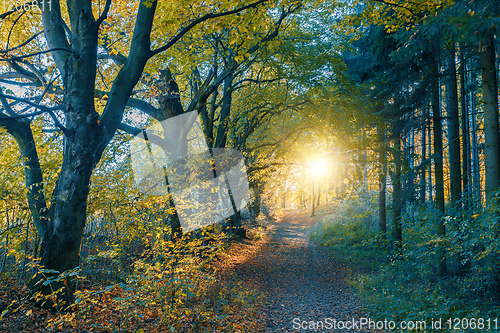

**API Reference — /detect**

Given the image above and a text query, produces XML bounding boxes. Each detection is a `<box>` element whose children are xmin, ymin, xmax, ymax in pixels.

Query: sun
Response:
<box><xmin>309</xmin><ymin>158</ymin><xmax>327</xmax><ymax>177</ymax></box>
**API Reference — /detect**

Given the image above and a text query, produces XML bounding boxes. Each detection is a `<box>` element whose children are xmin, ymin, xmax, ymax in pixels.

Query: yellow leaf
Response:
<box><xmin>26</xmin><ymin>309</ymin><xmax>32</xmax><ymax>316</ymax></box>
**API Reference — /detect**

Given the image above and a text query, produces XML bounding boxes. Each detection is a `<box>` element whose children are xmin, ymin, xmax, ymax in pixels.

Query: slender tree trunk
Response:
<box><xmin>420</xmin><ymin>107</ymin><xmax>427</xmax><ymax>203</ymax></box>
<box><xmin>316</xmin><ymin>183</ymin><xmax>321</xmax><ymax>207</ymax></box>
<box><xmin>480</xmin><ymin>34</ymin><xmax>500</xmax><ymax>197</ymax></box>
<box><xmin>446</xmin><ymin>45</ymin><xmax>462</xmax><ymax>207</ymax></box>
<box><xmin>338</xmin><ymin>159</ymin><xmax>345</xmax><ymax>198</ymax></box>
<box><xmin>19</xmin><ymin>221</ymin><xmax>30</xmax><ymax>282</ymax></box>
<box><xmin>0</xmin><ymin>118</ymin><xmax>49</xmax><ymax>239</ymax></box>
<box><xmin>378</xmin><ymin>122</ymin><xmax>387</xmax><ymax>236</ymax></box>
<box><xmin>311</xmin><ymin>180</ymin><xmax>315</xmax><ymax>217</ymax></box>
<box><xmin>363</xmin><ymin>142</ymin><xmax>368</xmax><ymax>195</ymax></box>
<box><xmin>282</xmin><ymin>175</ymin><xmax>287</xmax><ymax>209</ymax></box>
<box><xmin>446</xmin><ymin>45</ymin><xmax>467</xmax><ymax>275</ymax></box>
<box><xmin>392</xmin><ymin>133</ymin><xmax>403</xmax><ymax>250</ymax></box>
<box><xmin>0</xmin><ymin>205</ymin><xmax>9</xmax><ymax>274</ymax></box>
<box><xmin>428</xmin><ymin>102</ymin><xmax>434</xmax><ymax>202</ymax></box>
<box><xmin>431</xmin><ymin>59</ymin><xmax>447</xmax><ymax>276</ymax></box>
<box><xmin>407</xmin><ymin>123</ymin><xmax>415</xmax><ymax>203</ymax></box>
<box><xmin>459</xmin><ymin>45</ymin><xmax>470</xmax><ymax>208</ymax></box>
<box><xmin>469</xmin><ymin>59</ymin><xmax>481</xmax><ymax>209</ymax></box>
<box><xmin>432</xmin><ymin>68</ymin><xmax>446</xmax><ymax>213</ymax></box>
<box><xmin>251</xmin><ymin>185</ymin><xmax>263</xmax><ymax>218</ymax></box>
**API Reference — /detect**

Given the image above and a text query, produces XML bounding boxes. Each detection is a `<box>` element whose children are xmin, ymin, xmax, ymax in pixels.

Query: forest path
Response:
<box><xmin>223</xmin><ymin>210</ymin><xmax>374</xmax><ymax>332</ymax></box>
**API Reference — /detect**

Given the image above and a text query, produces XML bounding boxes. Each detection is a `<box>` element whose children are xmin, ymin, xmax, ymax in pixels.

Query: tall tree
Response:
<box><xmin>0</xmin><ymin>0</ymin><xmax>299</xmax><ymax>306</ymax></box>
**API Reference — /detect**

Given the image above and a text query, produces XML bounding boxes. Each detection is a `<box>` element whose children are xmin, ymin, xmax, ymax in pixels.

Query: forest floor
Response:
<box><xmin>218</xmin><ymin>209</ymin><xmax>377</xmax><ymax>332</ymax></box>
<box><xmin>0</xmin><ymin>209</ymin><xmax>378</xmax><ymax>332</ymax></box>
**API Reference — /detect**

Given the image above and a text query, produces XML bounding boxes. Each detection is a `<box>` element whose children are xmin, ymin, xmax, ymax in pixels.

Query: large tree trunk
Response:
<box><xmin>29</xmin><ymin>0</ymin><xmax>156</xmax><ymax>308</ymax></box>
<box><xmin>479</xmin><ymin>32</ymin><xmax>500</xmax><ymax>293</ymax></box>
<box><xmin>33</xmin><ymin>6</ymin><xmax>100</xmax><ymax>307</ymax></box>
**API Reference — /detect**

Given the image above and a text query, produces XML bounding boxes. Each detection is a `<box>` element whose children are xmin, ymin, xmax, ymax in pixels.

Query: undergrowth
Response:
<box><xmin>311</xmin><ymin>193</ymin><xmax>500</xmax><ymax>333</ymax></box>
<box><xmin>0</xmin><ymin>226</ymin><xmax>265</xmax><ymax>332</ymax></box>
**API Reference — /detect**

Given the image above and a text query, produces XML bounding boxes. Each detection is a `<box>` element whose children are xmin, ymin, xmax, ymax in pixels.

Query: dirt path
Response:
<box><xmin>226</xmin><ymin>210</ymin><xmax>374</xmax><ymax>332</ymax></box>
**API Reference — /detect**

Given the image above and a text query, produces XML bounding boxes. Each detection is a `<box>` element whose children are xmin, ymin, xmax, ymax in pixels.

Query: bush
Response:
<box><xmin>311</xmin><ymin>193</ymin><xmax>387</xmax><ymax>270</ymax></box>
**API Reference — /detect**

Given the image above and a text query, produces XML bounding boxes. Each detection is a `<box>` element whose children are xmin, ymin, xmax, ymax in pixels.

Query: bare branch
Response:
<box><xmin>0</xmin><ymin>79</ymin><xmax>40</xmax><ymax>86</ymax></box>
<box><xmin>96</xmin><ymin>0</ymin><xmax>112</xmax><ymax>25</ymax></box>
<box><xmin>117</xmin><ymin>122</ymin><xmax>141</xmax><ymax>136</ymax></box>
<box><xmin>95</xmin><ymin>89</ymin><xmax>161</xmax><ymax>119</ymax></box>
<box><xmin>0</xmin><ymin>48</ymin><xmax>73</xmax><ymax>61</ymax></box>
<box><xmin>0</xmin><ymin>223</ymin><xmax>26</xmax><ymax>237</ymax></box>
<box><xmin>5</xmin><ymin>9</ymin><xmax>28</xmax><ymax>53</ymax></box>
<box><xmin>127</xmin><ymin>97</ymin><xmax>161</xmax><ymax>119</ymax></box>
<box><xmin>0</xmin><ymin>92</ymin><xmax>69</xmax><ymax>135</ymax></box>
<box><xmin>5</xmin><ymin>60</ymin><xmax>43</xmax><ymax>86</ymax></box>
<box><xmin>118</xmin><ymin>123</ymin><xmax>165</xmax><ymax>146</ymax></box>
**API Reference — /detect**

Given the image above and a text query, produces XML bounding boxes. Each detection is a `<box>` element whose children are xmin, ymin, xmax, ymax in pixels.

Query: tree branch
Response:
<box><xmin>96</xmin><ymin>0</ymin><xmax>112</xmax><ymax>25</ymax></box>
<box><xmin>0</xmin><ymin>31</ymin><xmax>42</xmax><ymax>53</ymax></box>
<box><xmin>150</xmin><ymin>0</ymin><xmax>269</xmax><ymax>57</ymax></box>
<box><xmin>0</xmin><ymin>48</ymin><xmax>74</xmax><ymax>62</ymax></box>
<box><xmin>371</xmin><ymin>0</ymin><xmax>418</xmax><ymax>16</ymax></box>
<box><xmin>0</xmin><ymin>1</ymin><xmax>36</xmax><ymax>19</ymax></box>
<box><xmin>95</xmin><ymin>89</ymin><xmax>162</xmax><ymax>120</ymax></box>
<box><xmin>39</xmin><ymin>0</ymin><xmax>72</xmax><ymax>81</ymax></box>
<box><xmin>97</xmin><ymin>0</ymin><xmax>158</xmax><ymax>159</ymax></box>
<box><xmin>0</xmin><ymin>92</ymin><xmax>69</xmax><ymax>135</ymax></box>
